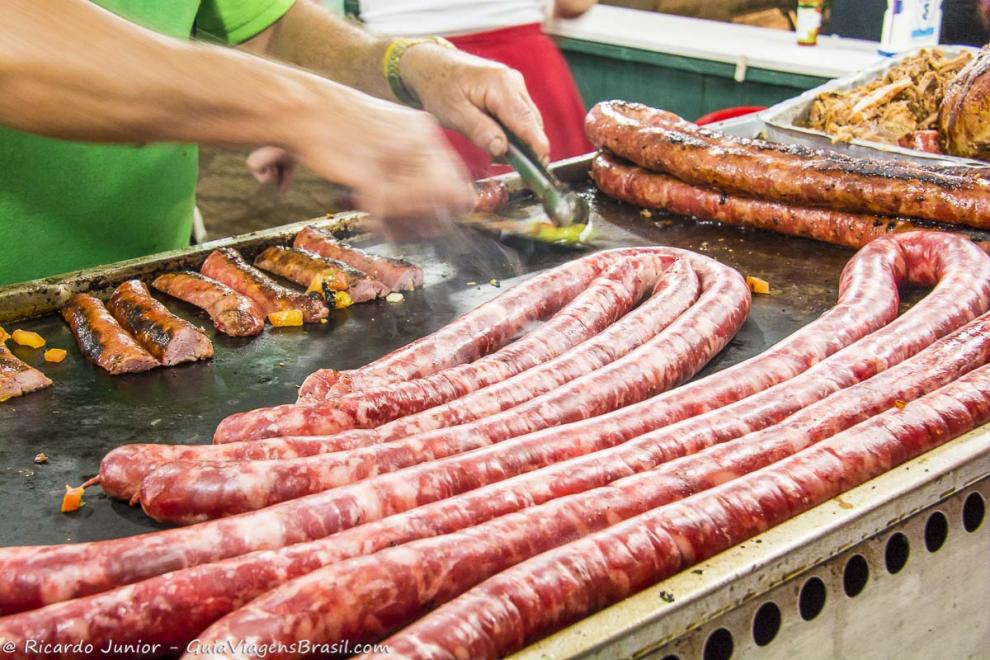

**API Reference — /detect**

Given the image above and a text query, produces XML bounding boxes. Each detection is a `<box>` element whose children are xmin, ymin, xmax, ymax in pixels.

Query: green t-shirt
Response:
<box><xmin>0</xmin><ymin>0</ymin><xmax>295</xmax><ymax>285</ymax></box>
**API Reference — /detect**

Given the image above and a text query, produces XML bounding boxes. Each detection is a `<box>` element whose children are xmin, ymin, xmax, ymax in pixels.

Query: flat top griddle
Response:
<box><xmin>0</xmin><ymin>182</ymin><xmax>878</xmax><ymax>546</ymax></box>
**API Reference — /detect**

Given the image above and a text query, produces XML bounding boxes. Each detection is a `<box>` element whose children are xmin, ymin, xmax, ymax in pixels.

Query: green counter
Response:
<box><xmin>557</xmin><ymin>37</ymin><xmax>829</xmax><ymax>119</ymax></box>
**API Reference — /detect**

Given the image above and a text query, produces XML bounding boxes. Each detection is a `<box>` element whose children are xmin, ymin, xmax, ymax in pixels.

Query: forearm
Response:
<box><xmin>0</xmin><ymin>0</ymin><xmax>339</xmax><ymax>147</ymax></box>
<box><xmin>251</xmin><ymin>1</ymin><xmax>396</xmax><ymax>102</ymax></box>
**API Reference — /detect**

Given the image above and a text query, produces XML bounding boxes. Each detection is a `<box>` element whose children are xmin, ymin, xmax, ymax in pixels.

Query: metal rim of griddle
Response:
<box><xmin>642</xmin><ymin>478</ymin><xmax>989</xmax><ymax>660</ymax></box>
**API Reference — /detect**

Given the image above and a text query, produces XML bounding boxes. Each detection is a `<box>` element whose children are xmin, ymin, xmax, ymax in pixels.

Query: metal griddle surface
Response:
<box><xmin>0</xmin><ymin>186</ymin><xmax>906</xmax><ymax>546</ymax></box>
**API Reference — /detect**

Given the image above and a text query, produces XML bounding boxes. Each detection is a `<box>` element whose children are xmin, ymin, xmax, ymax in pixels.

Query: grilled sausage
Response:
<box><xmin>0</xmin><ymin>343</ymin><xmax>52</xmax><ymax>400</ymax></box>
<box><xmin>200</xmin><ymin>248</ymin><xmax>328</xmax><ymax>324</ymax></box>
<box><xmin>591</xmin><ymin>152</ymin><xmax>915</xmax><ymax>248</ymax></box>
<box><xmin>107</xmin><ymin>280</ymin><xmax>213</xmax><ymax>366</ymax></box>
<box><xmin>61</xmin><ymin>294</ymin><xmax>159</xmax><ymax>375</ymax></box>
<box><xmin>586</xmin><ymin>100</ymin><xmax>990</xmax><ymax>229</ymax></box>
<box><xmin>473</xmin><ymin>179</ymin><xmax>510</xmax><ymax>214</ymax></box>
<box><xmin>294</xmin><ymin>225</ymin><xmax>423</xmax><ymax>292</ymax></box>
<box><xmin>590</xmin><ymin>100</ymin><xmax>990</xmax><ymax>183</ymax></box>
<box><xmin>253</xmin><ymin>246</ymin><xmax>388</xmax><ymax>303</ymax></box>
<box><xmin>151</xmin><ymin>272</ymin><xmax>264</xmax><ymax>337</ymax></box>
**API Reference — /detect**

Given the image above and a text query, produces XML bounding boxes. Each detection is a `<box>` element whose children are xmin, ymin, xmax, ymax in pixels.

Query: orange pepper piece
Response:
<box><xmin>11</xmin><ymin>329</ymin><xmax>45</xmax><ymax>348</ymax></box>
<box><xmin>61</xmin><ymin>484</ymin><xmax>85</xmax><ymax>513</ymax></box>
<box><xmin>307</xmin><ymin>270</ymin><xmax>346</xmax><ymax>298</ymax></box>
<box><xmin>44</xmin><ymin>348</ymin><xmax>68</xmax><ymax>363</ymax></box>
<box><xmin>746</xmin><ymin>276</ymin><xmax>771</xmax><ymax>295</ymax></box>
<box><xmin>306</xmin><ymin>273</ymin><xmax>325</xmax><ymax>297</ymax></box>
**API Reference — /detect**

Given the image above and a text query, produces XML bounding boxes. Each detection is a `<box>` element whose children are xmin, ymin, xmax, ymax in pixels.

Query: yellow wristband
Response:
<box><xmin>383</xmin><ymin>36</ymin><xmax>455</xmax><ymax>108</ymax></box>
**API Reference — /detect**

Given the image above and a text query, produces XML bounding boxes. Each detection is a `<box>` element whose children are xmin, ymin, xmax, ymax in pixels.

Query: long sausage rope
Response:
<box><xmin>189</xmin><ymin>311</ymin><xmax>990</xmax><ymax>657</ymax></box>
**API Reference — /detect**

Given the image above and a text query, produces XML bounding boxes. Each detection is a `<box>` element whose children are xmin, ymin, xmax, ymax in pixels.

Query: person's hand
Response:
<box><xmin>398</xmin><ymin>45</ymin><xmax>550</xmax><ymax>164</ymax></box>
<box><xmin>286</xmin><ymin>82</ymin><xmax>476</xmax><ymax>238</ymax></box>
<box><xmin>246</xmin><ymin>147</ymin><xmax>296</xmax><ymax>192</ymax></box>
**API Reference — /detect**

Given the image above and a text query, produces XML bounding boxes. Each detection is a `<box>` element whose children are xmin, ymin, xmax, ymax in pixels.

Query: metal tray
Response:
<box><xmin>760</xmin><ymin>46</ymin><xmax>984</xmax><ymax>167</ymax></box>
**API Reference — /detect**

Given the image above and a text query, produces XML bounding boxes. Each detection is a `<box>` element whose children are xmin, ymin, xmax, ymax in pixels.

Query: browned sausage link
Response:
<box><xmin>107</xmin><ymin>280</ymin><xmax>214</xmax><ymax>366</ymax></box>
<box><xmin>200</xmin><ymin>248</ymin><xmax>328</xmax><ymax>323</ymax></box>
<box><xmin>592</xmin><ymin>100</ymin><xmax>990</xmax><ymax>183</ymax></box>
<box><xmin>151</xmin><ymin>272</ymin><xmax>264</xmax><ymax>338</ymax></box>
<box><xmin>293</xmin><ymin>226</ymin><xmax>424</xmax><ymax>292</ymax></box>
<box><xmin>591</xmin><ymin>153</ymin><xmax>912</xmax><ymax>249</ymax></box>
<box><xmin>0</xmin><ymin>343</ymin><xmax>51</xmax><ymax>400</ymax></box>
<box><xmin>585</xmin><ymin>101</ymin><xmax>990</xmax><ymax>228</ymax></box>
<box><xmin>60</xmin><ymin>294</ymin><xmax>159</xmax><ymax>375</ymax></box>
<box><xmin>591</xmin><ymin>153</ymin><xmax>990</xmax><ymax>247</ymax></box>
<box><xmin>473</xmin><ymin>180</ymin><xmax>510</xmax><ymax>214</ymax></box>
<box><xmin>253</xmin><ymin>246</ymin><xmax>388</xmax><ymax>303</ymax></box>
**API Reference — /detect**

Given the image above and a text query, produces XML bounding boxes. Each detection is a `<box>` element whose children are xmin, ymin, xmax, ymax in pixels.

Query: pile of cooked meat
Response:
<box><xmin>804</xmin><ymin>47</ymin><xmax>975</xmax><ymax>154</ymax></box>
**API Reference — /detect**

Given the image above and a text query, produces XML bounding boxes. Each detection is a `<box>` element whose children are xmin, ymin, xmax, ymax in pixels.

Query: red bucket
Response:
<box><xmin>695</xmin><ymin>106</ymin><xmax>766</xmax><ymax>126</ymax></box>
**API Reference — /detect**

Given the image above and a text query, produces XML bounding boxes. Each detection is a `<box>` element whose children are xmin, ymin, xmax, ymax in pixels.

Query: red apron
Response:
<box><xmin>445</xmin><ymin>23</ymin><xmax>592</xmax><ymax>179</ymax></box>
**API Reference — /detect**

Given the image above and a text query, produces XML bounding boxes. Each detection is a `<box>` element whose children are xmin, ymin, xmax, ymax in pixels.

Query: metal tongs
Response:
<box><xmin>501</xmin><ymin>125</ymin><xmax>590</xmax><ymax>228</ymax></box>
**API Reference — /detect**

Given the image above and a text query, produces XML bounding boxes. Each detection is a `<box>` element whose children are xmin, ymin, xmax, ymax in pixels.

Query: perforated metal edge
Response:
<box><xmin>635</xmin><ymin>478</ymin><xmax>989</xmax><ymax>660</ymax></box>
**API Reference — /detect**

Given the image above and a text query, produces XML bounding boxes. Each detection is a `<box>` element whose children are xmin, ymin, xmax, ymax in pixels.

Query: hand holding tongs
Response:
<box><xmin>500</xmin><ymin>124</ymin><xmax>590</xmax><ymax>228</ymax></box>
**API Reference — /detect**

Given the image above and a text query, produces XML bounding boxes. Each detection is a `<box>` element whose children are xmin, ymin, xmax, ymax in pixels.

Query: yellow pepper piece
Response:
<box><xmin>11</xmin><ymin>329</ymin><xmax>45</xmax><ymax>348</ymax></box>
<box><xmin>61</xmin><ymin>484</ymin><xmax>85</xmax><ymax>513</ymax></box>
<box><xmin>268</xmin><ymin>310</ymin><xmax>304</xmax><ymax>327</ymax></box>
<box><xmin>306</xmin><ymin>273</ymin><xmax>325</xmax><ymax>296</ymax></box>
<box><xmin>746</xmin><ymin>276</ymin><xmax>771</xmax><ymax>295</ymax></box>
<box><xmin>44</xmin><ymin>348</ymin><xmax>68</xmax><ymax>363</ymax></box>
<box><xmin>332</xmin><ymin>291</ymin><xmax>354</xmax><ymax>309</ymax></box>
<box><xmin>308</xmin><ymin>270</ymin><xmax>346</xmax><ymax>298</ymax></box>
<box><xmin>0</xmin><ymin>326</ymin><xmax>9</xmax><ymax>343</ymax></box>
